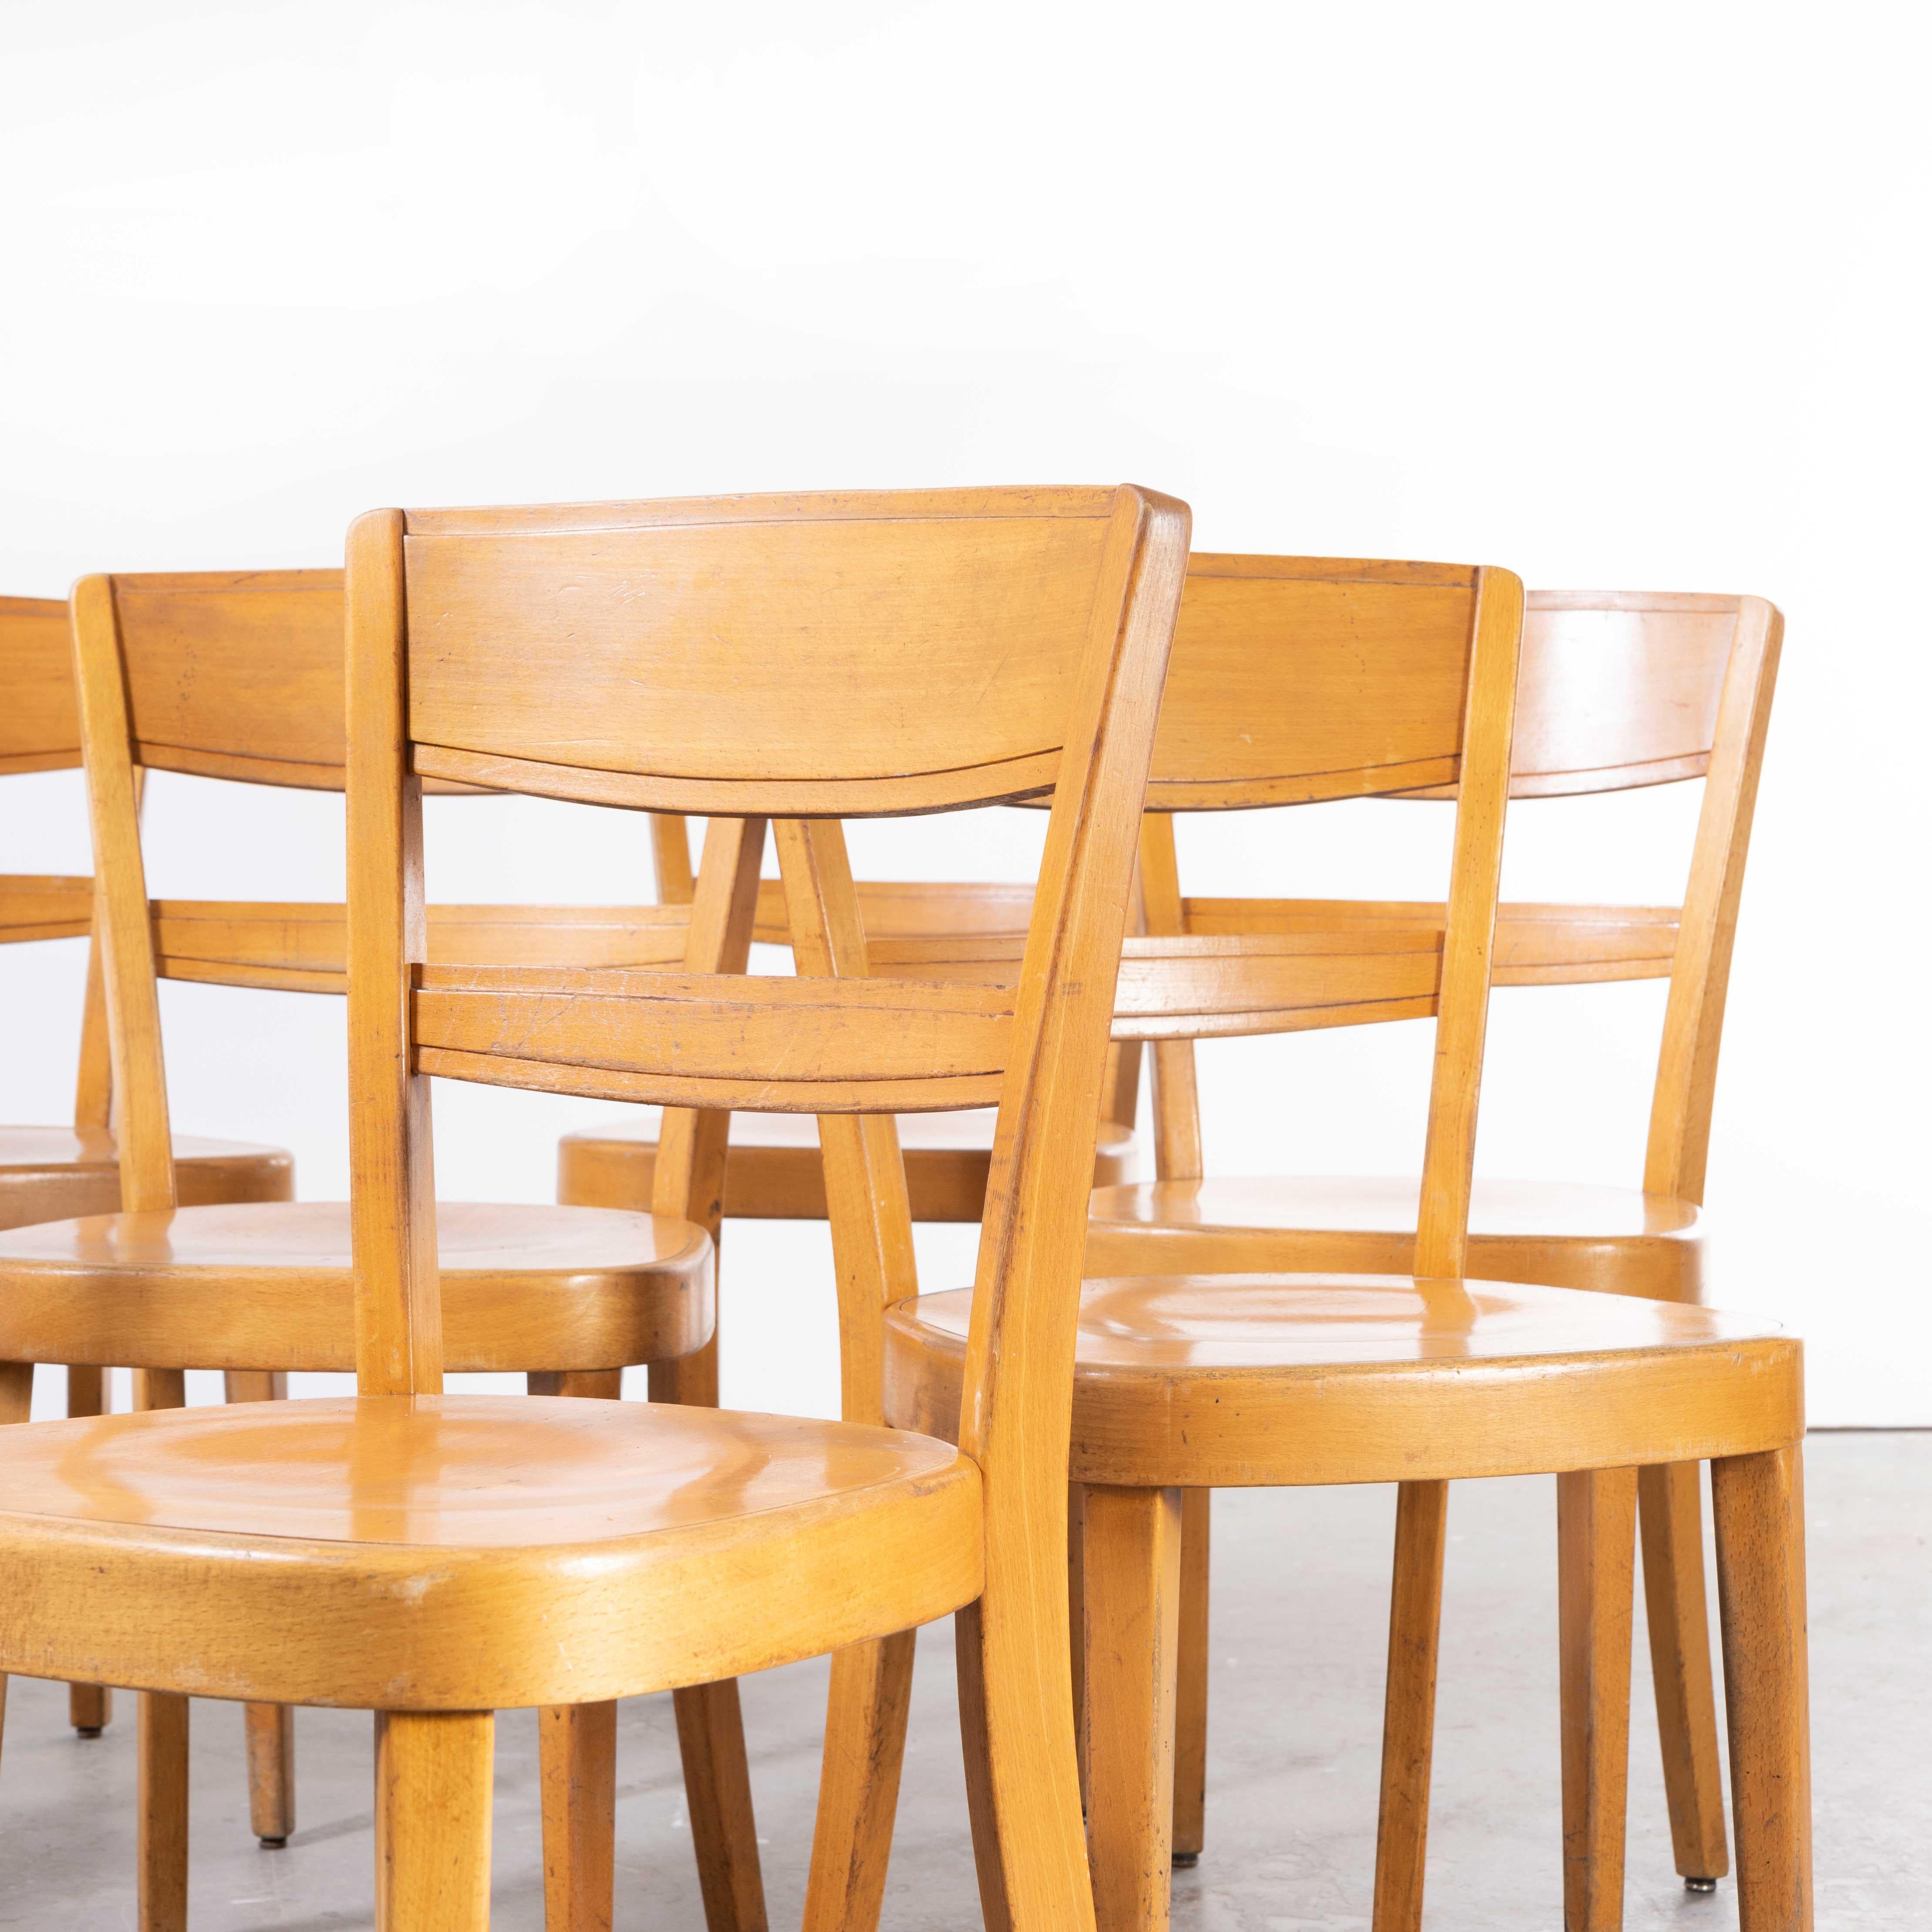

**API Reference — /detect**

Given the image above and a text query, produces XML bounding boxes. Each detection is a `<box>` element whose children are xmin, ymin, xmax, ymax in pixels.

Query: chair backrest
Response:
<box><xmin>1</xmin><ymin>595</ymin><xmax>116</xmax><ymax>1127</ymax></box>
<box><xmin>866</xmin><ymin>556</ymin><xmax>1526</xmax><ymax>1279</ymax></box>
<box><xmin>66</xmin><ymin>569</ymin><xmax>705</xmax><ymax>1213</ymax></box>
<box><xmin>342</xmin><ymin>484</ymin><xmax>1187</xmax><ymax>1582</ymax></box>
<box><xmin>1170</xmin><ymin>585</ymin><xmax>1781</xmax><ymax>1204</ymax></box>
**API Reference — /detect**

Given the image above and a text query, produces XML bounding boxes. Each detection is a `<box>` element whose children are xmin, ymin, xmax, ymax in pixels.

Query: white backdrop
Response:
<box><xmin>3</xmin><ymin>0</ymin><xmax>1926</xmax><ymax>1425</ymax></box>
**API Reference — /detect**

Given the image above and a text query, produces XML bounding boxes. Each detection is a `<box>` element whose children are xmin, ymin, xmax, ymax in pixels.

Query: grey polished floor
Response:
<box><xmin>1</xmin><ymin>1431</ymin><xmax>1924</xmax><ymax>1928</ymax></box>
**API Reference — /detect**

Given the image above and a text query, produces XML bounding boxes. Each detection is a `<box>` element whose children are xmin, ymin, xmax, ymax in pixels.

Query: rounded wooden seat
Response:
<box><xmin>0</xmin><ymin>1201</ymin><xmax>713</xmax><ymax>1373</ymax></box>
<box><xmin>0</xmin><ymin>1394</ymin><xmax>983</xmax><ymax>1709</ymax></box>
<box><xmin>1087</xmin><ymin>1174</ymin><xmax>1704</xmax><ymax>1301</ymax></box>
<box><xmin>884</xmin><ymin>1274</ymin><xmax>1801</xmax><ymax>1488</ymax></box>
<box><xmin>560</xmin><ymin>1107</ymin><xmax>1137</xmax><ymax>1222</ymax></box>
<box><xmin>0</xmin><ymin>1126</ymin><xmax>293</xmax><ymax>1232</ymax></box>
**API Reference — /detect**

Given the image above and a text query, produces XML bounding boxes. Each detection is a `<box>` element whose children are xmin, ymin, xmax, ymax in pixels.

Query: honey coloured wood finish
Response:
<box><xmin>0</xmin><ymin>486</ymin><xmax>1191</xmax><ymax>1932</ymax></box>
<box><xmin>1081</xmin><ymin>583</ymin><xmax>1784</xmax><ymax>1900</ymax></box>
<box><xmin>882</xmin><ymin>559</ymin><xmax>1810</xmax><ymax>1932</ymax></box>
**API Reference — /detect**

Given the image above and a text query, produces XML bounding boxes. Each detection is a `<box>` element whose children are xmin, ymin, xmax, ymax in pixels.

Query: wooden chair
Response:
<box><xmin>881</xmin><ymin>556</ymin><xmax>1809</xmax><ymax>1932</ymax></box>
<box><xmin>1082</xmin><ymin>587</ymin><xmax>1783</xmax><ymax>1893</ymax></box>
<box><xmin>0</xmin><ymin>592</ymin><xmax>293</xmax><ymax>1749</ymax></box>
<box><xmin>557</xmin><ymin>859</ymin><xmax>1142</xmax><ymax>1220</ymax></box>
<box><xmin>0</xmin><ymin>483</ymin><xmax>1191</xmax><ymax>1932</ymax></box>
<box><xmin>0</xmin><ymin>569</ymin><xmax>716</xmax><ymax>1903</ymax></box>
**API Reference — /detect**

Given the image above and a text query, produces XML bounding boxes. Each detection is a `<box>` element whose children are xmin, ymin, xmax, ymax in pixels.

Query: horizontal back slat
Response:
<box><xmin>110</xmin><ymin>571</ymin><xmax>348</xmax><ymax>787</ymax></box>
<box><xmin>411</xmin><ymin>964</ymin><xmax>1015</xmax><ymax>1112</ymax></box>
<box><xmin>753</xmin><ymin>877</ymin><xmax>1036</xmax><ymax>945</ymax></box>
<box><xmin>147</xmin><ymin>901</ymin><xmax>690</xmax><ymax>992</ymax></box>
<box><xmin>0</xmin><ymin>875</ymin><xmax>93</xmax><ymax>943</ymax></box>
<box><xmin>400</xmin><ymin>490</ymin><xmax>1120</xmax><ymax>812</ymax></box>
<box><xmin>1144</xmin><ymin>556</ymin><xmax>1480</xmax><ymax>808</ymax></box>
<box><xmin>0</xmin><ymin>596</ymin><xmax>80</xmax><ymax>773</ymax></box>
<box><xmin>1399</xmin><ymin>591</ymin><xmax>1741</xmax><ymax>799</ymax></box>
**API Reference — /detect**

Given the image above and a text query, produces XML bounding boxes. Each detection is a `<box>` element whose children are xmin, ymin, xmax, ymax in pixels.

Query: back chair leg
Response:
<box><xmin>64</xmin><ymin>1365</ymin><xmax>115</xmax><ymax>1737</ymax></box>
<box><xmin>1079</xmin><ymin>1484</ymin><xmax>1184</xmax><ymax>1932</ymax></box>
<box><xmin>530</xmin><ymin>1370</ymin><xmax>624</xmax><ymax>1932</ymax></box>
<box><xmin>0</xmin><ymin>1362</ymin><xmax>27</xmax><ymax>1766</ymax></box>
<box><xmin>802</xmin><ymin>1630</ymin><xmax>917</xmax><ymax>1932</ymax></box>
<box><xmin>674</xmin><ymin>1679</ymin><xmax>768</xmax><ymax>1932</ymax></box>
<box><xmin>1372</xmin><ymin>1479</ymin><xmax>1449</xmax><ymax>1932</ymax></box>
<box><xmin>375</xmin><ymin>1710</ymin><xmax>494</xmax><ymax>1932</ymax></box>
<box><xmin>957</xmin><ymin>1583</ymin><xmax>1099</xmax><ymax>1932</ymax></box>
<box><xmin>1171</xmin><ymin>1489</ymin><xmax>1210</xmax><ymax>1868</ymax></box>
<box><xmin>540</xmin><ymin>1703</ymin><xmax>616</xmax><ymax>1932</ymax></box>
<box><xmin>1558</xmin><ymin>1467</ymin><xmax>1637</xmax><ymax>1932</ymax></box>
<box><xmin>1711</xmin><ymin>1446</ymin><xmax>1812</xmax><ymax>1932</ymax></box>
<box><xmin>1637</xmin><ymin>1460</ymin><xmax>1729</xmax><ymax>1888</ymax></box>
<box><xmin>227</xmin><ymin>1369</ymin><xmax>298</xmax><ymax>1844</ymax></box>
<box><xmin>138</xmin><ymin>1692</ymin><xmax>190</xmax><ymax>1932</ymax></box>
<box><xmin>134</xmin><ymin>1366</ymin><xmax>190</xmax><ymax>1929</ymax></box>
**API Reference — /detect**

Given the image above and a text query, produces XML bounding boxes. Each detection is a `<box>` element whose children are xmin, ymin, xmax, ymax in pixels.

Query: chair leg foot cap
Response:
<box><xmin>1171</xmin><ymin>1852</ymin><xmax>1200</xmax><ymax>1869</ymax></box>
<box><xmin>74</xmin><ymin>1727</ymin><xmax>103</xmax><ymax>1739</ymax></box>
<box><xmin>259</xmin><ymin>1838</ymin><xmax>288</xmax><ymax>1851</ymax></box>
<box><xmin>1684</xmin><ymin>1877</ymin><xmax>1719</xmax><ymax>1894</ymax></box>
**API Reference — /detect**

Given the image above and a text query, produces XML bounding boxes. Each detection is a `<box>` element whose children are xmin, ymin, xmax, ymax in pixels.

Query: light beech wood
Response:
<box><xmin>1082</xmin><ymin>583</ymin><xmax>1781</xmax><ymax>1894</ymax></box>
<box><xmin>0</xmin><ymin>486</ymin><xmax>1190</xmax><ymax>1932</ymax></box>
<box><xmin>883</xmin><ymin>560</ymin><xmax>1809</xmax><ymax>1931</ymax></box>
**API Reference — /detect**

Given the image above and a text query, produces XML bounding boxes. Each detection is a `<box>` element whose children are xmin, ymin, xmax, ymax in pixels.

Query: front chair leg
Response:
<box><xmin>674</xmin><ymin>1679</ymin><xmax>768</xmax><ymax>1932</ymax></box>
<box><xmin>1372</xmin><ymin>1479</ymin><xmax>1449</xmax><ymax>1932</ymax></box>
<box><xmin>1558</xmin><ymin>1467</ymin><xmax>1637</xmax><ymax>1932</ymax></box>
<box><xmin>1711</xmin><ymin>1446</ymin><xmax>1811</xmax><ymax>1932</ymax></box>
<box><xmin>1080</xmin><ymin>1484</ymin><xmax>1184</xmax><ymax>1932</ymax></box>
<box><xmin>375</xmin><ymin>1710</ymin><xmax>494</xmax><ymax>1931</ymax></box>
<box><xmin>0</xmin><ymin>1362</ymin><xmax>29</xmax><ymax>1768</ymax></box>
<box><xmin>1171</xmin><ymin>1488</ymin><xmax>1211</xmax><ymax>1867</ymax></box>
<box><xmin>139</xmin><ymin>1692</ymin><xmax>190</xmax><ymax>1932</ymax></box>
<box><xmin>1637</xmin><ymin>1460</ymin><xmax>1729</xmax><ymax>1888</ymax></box>
<box><xmin>228</xmin><ymin>1368</ymin><xmax>299</xmax><ymax>1844</ymax></box>
<box><xmin>530</xmin><ymin>1370</ymin><xmax>623</xmax><ymax>1931</ymax></box>
<box><xmin>802</xmin><ymin>1630</ymin><xmax>917</xmax><ymax>1932</ymax></box>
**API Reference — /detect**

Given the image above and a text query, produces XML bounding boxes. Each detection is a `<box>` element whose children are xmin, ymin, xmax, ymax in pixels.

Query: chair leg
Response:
<box><xmin>1171</xmin><ymin>1488</ymin><xmax>1210</xmax><ymax>1867</ymax></box>
<box><xmin>957</xmin><ymin>1576</ymin><xmax>1098</xmax><ymax>1932</ymax></box>
<box><xmin>1711</xmin><ymin>1446</ymin><xmax>1812</xmax><ymax>1932</ymax></box>
<box><xmin>139</xmin><ymin>1692</ymin><xmax>190</xmax><ymax>1932</ymax></box>
<box><xmin>802</xmin><ymin>1630</ymin><xmax>917</xmax><ymax>1932</ymax></box>
<box><xmin>674</xmin><ymin>1679</ymin><xmax>768</xmax><ymax>1932</ymax></box>
<box><xmin>1079</xmin><ymin>1485</ymin><xmax>1183</xmax><ymax>1932</ymax></box>
<box><xmin>531</xmin><ymin>1369</ymin><xmax>622</xmax><ymax>1930</ymax></box>
<box><xmin>1637</xmin><ymin>1461</ymin><xmax>1729</xmax><ymax>1887</ymax></box>
<box><xmin>1558</xmin><ymin>1467</ymin><xmax>1637</xmax><ymax>1932</ymax></box>
<box><xmin>540</xmin><ymin>1702</ymin><xmax>616</xmax><ymax>1932</ymax></box>
<box><xmin>1371</xmin><ymin>1479</ymin><xmax>1449</xmax><ymax>1932</ymax></box>
<box><xmin>226</xmin><ymin>1368</ymin><xmax>299</xmax><ymax>1844</ymax></box>
<box><xmin>375</xmin><ymin>1710</ymin><xmax>494</xmax><ymax>1931</ymax></box>
<box><xmin>60</xmin><ymin>1366</ymin><xmax>115</xmax><ymax>1734</ymax></box>
<box><xmin>0</xmin><ymin>1362</ymin><xmax>27</xmax><ymax>1764</ymax></box>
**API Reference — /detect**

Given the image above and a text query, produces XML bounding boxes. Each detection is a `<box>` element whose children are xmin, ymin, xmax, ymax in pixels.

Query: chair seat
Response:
<box><xmin>884</xmin><ymin>1274</ymin><xmax>1800</xmax><ymax>1489</ymax></box>
<box><xmin>1086</xmin><ymin>1174</ymin><xmax>1704</xmax><ymax>1301</ymax></box>
<box><xmin>0</xmin><ymin>1201</ymin><xmax>713</xmax><ymax>1374</ymax></box>
<box><xmin>0</xmin><ymin>1394</ymin><xmax>983</xmax><ymax>1708</ymax></box>
<box><xmin>560</xmin><ymin>1107</ymin><xmax>1137</xmax><ymax>1222</ymax></box>
<box><xmin>0</xmin><ymin>1125</ymin><xmax>294</xmax><ymax>1232</ymax></box>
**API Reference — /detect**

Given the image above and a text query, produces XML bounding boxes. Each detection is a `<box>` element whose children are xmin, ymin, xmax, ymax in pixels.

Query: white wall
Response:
<box><xmin>3</xmin><ymin>0</ymin><xmax>1926</xmax><ymax>1425</ymax></box>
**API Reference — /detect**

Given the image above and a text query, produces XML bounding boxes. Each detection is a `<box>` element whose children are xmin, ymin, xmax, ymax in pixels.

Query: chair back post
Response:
<box><xmin>1642</xmin><ymin>596</ymin><xmax>1783</xmax><ymax>1204</ymax></box>
<box><xmin>344</xmin><ymin>511</ymin><xmax>443</xmax><ymax>1396</ymax></box>
<box><xmin>1136</xmin><ymin>813</ymin><xmax>1204</xmax><ymax>1183</ymax></box>
<box><xmin>650</xmin><ymin>814</ymin><xmax>697</xmax><ymax>903</ymax></box>
<box><xmin>776</xmin><ymin>816</ymin><xmax>920</xmax><ymax>1425</ymax></box>
<box><xmin>69</xmin><ymin>575</ymin><xmax>178</xmax><ymax>1216</ymax></box>
<box><xmin>1412</xmin><ymin>567</ymin><xmax>1524</xmax><ymax>1280</ymax></box>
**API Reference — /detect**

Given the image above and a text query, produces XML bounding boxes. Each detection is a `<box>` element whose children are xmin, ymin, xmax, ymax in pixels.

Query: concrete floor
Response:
<box><xmin>1</xmin><ymin>1431</ymin><xmax>1923</xmax><ymax>1928</ymax></box>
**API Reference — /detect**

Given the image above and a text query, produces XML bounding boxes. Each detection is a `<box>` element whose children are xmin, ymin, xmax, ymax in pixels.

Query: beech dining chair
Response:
<box><xmin>881</xmin><ymin>556</ymin><xmax>1809</xmax><ymax>1932</ymax></box>
<box><xmin>0</xmin><ymin>568</ymin><xmax>720</xmax><ymax>1916</ymax></box>
<box><xmin>1</xmin><ymin>591</ymin><xmax>293</xmax><ymax>1751</ymax></box>
<box><xmin>0</xmin><ymin>482</ymin><xmax>1190</xmax><ymax>1932</ymax></box>
<box><xmin>1083</xmin><ymin>587</ymin><xmax>1783</xmax><ymax>1895</ymax></box>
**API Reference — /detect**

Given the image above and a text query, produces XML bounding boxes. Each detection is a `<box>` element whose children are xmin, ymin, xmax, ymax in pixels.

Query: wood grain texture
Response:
<box><xmin>375</xmin><ymin>1709</ymin><xmax>493</xmax><ymax>1932</ymax></box>
<box><xmin>0</xmin><ymin>594</ymin><xmax>81</xmax><ymax>771</ymax></box>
